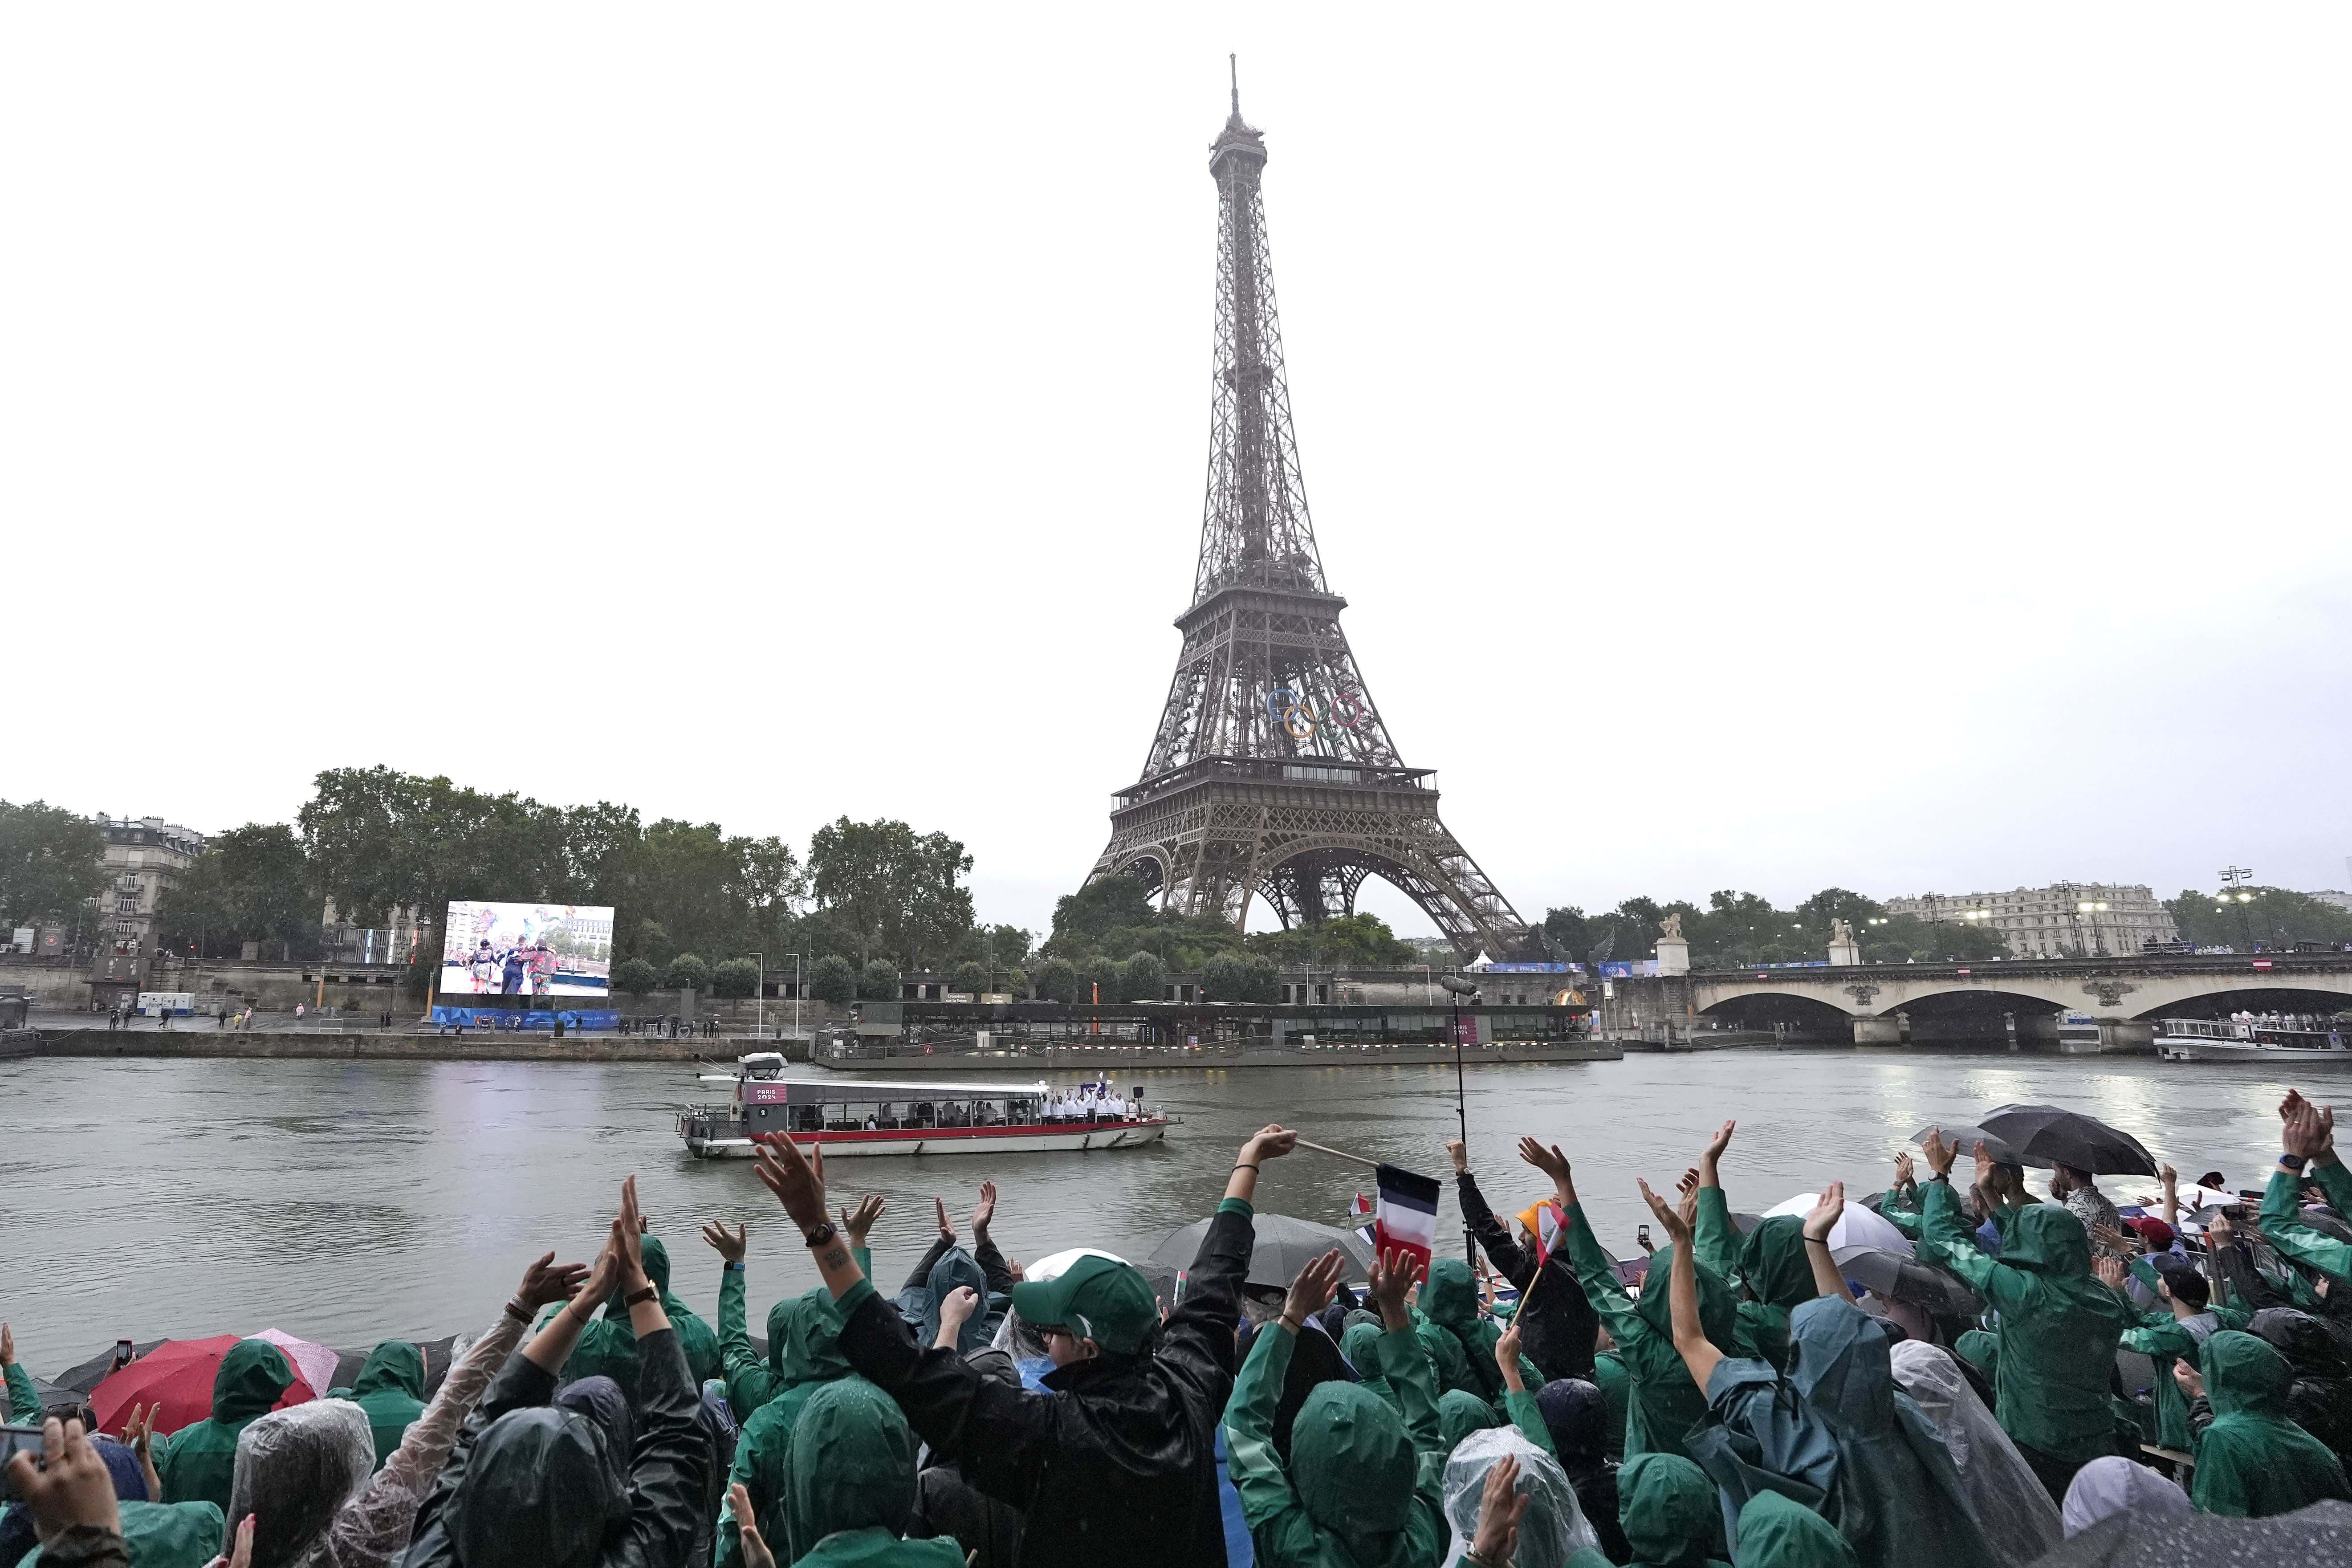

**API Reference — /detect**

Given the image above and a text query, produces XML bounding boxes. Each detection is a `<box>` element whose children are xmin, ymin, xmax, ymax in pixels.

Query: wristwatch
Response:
<box><xmin>802</xmin><ymin>1220</ymin><xmax>840</xmax><ymax>1250</ymax></box>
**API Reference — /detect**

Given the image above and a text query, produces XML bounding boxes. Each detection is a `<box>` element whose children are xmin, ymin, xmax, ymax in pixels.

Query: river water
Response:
<box><xmin>0</xmin><ymin>1050</ymin><xmax>2312</xmax><ymax>1373</ymax></box>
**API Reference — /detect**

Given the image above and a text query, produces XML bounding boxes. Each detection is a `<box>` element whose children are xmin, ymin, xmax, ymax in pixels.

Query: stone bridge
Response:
<box><xmin>1653</xmin><ymin>953</ymin><xmax>2352</xmax><ymax>1050</ymax></box>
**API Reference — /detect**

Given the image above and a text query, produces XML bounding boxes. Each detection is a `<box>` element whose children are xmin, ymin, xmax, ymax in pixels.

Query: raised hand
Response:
<box><xmin>0</xmin><ymin>1322</ymin><xmax>12</xmax><ymax>1366</ymax></box>
<box><xmin>517</xmin><ymin>1249</ymin><xmax>593</xmax><ymax>1308</ymax></box>
<box><xmin>612</xmin><ymin>1177</ymin><xmax>649</xmax><ymax>1289</ymax></box>
<box><xmin>840</xmin><ymin>1195</ymin><xmax>885</xmax><ymax>1249</ymax></box>
<box><xmin>1283</xmin><ymin>1249</ymin><xmax>1347</xmax><ymax>1328</ymax></box>
<box><xmin>1636</xmin><ymin>1177</ymin><xmax>1693</xmax><ymax>1248</ymax></box>
<box><xmin>934</xmin><ymin>1197</ymin><xmax>958</xmax><ymax>1248</ymax></box>
<box><xmin>1922</xmin><ymin>1127</ymin><xmax>1958</xmax><ymax>1178</ymax></box>
<box><xmin>1495</xmin><ymin>1318</ymin><xmax>1528</xmax><ymax>1392</ymax></box>
<box><xmin>936</xmin><ymin>1286</ymin><xmax>981</xmax><ymax>1346</ymax></box>
<box><xmin>753</xmin><ymin>1137</ymin><xmax>829</xmax><ymax>1231</ymax></box>
<box><xmin>1516</xmin><ymin>1137</ymin><xmax>1575</xmax><ymax>1204</ymax></box>
<box><xmin>1803</xmin><ymin>1182</ymin><xmax>1845</xmax><ymax>1245</ymax></box>
<box><xmin>1446</xmin><ymin>1138</ymin><xmax>1469</xmax><ymax>1174</ymax></box>
<box><xmin>4</xmin><ymin>1418</ymin><xmax>121</xmax><ymax>1540</ymax></box>
<box><xmin>729</xmin><ymin>1482</ymin><xmax>778</xmax><ymax>1568</ymax></box>
<box><xmin>1676</xmin><ymin>1167</ymin><xmax>1700</xmax><ymax>1199</ymax></box>
<box><xmin>2159</xmin><ymin>1161</ymin><xmax>2178</xmax><ymax>1188</ymax></box>
<box><xmin>2207</xmin><ymin>1210</ymin><xmax>2237</xmax><ymax>1250</ymax></box>
<box><xmin>1241</xmin><ymin>1124</ymin><xmax>1299</xmax><ymax>1164</ymax></box>
<box><xmin>224</xmin><ymin>1512</ymin><xmax>256</xmax><ymax>1568</ymax></box>
<box><xmin>2093</xmin><ymin>1256</ymin><xmax>2128</xmax><ymax>1292</ymax></box>
<box><xmin>1893</xmin><ymin>1151</ymin><xmax>1916</xmax><ymax>1188</ymax></box>
<box><xmin>700</xmin><ymin>1222</ymin><xmax>748</xmax><ymax>1267</ymax></box>
<box><xmin>1471</xmin><ymin>1453</ymin><xmax>1529</xmax><ymax>1568</ymax></box>
<box><xmin>123</xmin><ymin>1404</ymin><xmax>162</xmax><ymax>1500</ymax></box>
<box><xmin>971</xmin><ymin>1179</ymin><xmax>998</xmax><ymax>1238</ymax></box>
<box><xmin>1702</xmin><ymin>1119</ymin><xmax>1737</xmax><ymax>1165</ymax></box>
<box><xmin>1367</xmin><ymin>1247</ymin><xmax>1423</xmax><ymax>1331</ymax></box>
<box><xmin>2284</xmin><ymin>1096</ymin><xmax>2335</xmax><ymax>1161</ymax></box>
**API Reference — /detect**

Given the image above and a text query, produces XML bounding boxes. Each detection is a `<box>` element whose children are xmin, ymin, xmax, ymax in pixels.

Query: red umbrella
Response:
<box><xmin>90</xmin><ymin>1336</ymin><xmax>316</xmax><ymax>1437</ymax></box>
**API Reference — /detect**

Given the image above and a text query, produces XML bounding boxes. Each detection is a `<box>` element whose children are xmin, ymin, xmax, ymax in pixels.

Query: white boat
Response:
<box><xmin>2156</xmin><ymin>1018</ymin><xmax>2352</xmax><ymax>1063</ymax></box>
<box><xmin>677</xmin><ymin>1061</ymin><xmax>1169</xmax><ymax>1159</ymax></box>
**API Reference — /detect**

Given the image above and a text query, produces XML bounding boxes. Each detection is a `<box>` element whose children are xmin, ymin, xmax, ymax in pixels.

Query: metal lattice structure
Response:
<box><xmin>1084</xmin><ymin>74</ymin><xmax>1538</xmax><ymax>961</ymax></box>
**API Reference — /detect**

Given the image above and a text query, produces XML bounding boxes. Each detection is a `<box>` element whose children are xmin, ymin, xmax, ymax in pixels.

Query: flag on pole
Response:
<box><xmin>1349</xmin><ymin>1193</ymin><xmax>1373</xmax><ymax>1218</ymax></box>
<box><xmin>1373</xmin><ymin>1163</ymin><xmax>1442</xmax><ymax>1275</ymax></box>
<box><xmin>1515</xmin><ymin>1199</ymin><xmax>1568</xmax><ymax>1264</ymax></box>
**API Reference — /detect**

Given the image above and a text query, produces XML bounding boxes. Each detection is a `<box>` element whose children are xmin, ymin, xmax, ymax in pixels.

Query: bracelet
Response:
<box><xmin>504</xmin><ymin>1298</ymin><xmax>533</xmax><ymax>1324</ymax></box>
<box><xmin>1233</xmin><ymin>1162</ymin><xmax>1259</xmax><ymax>1173</ymax></box>
<box><xmin>623</xmin><ymin>1283</ymin><xmax>659</xmax><ymax>1308</ymax></box>
<box><xmin>1278</xmin><ymin>1312</ymin><xmax>1304</xmax><ymax>1332</ymax></box>
<box><xmin>2282</xmin><ymin>1154</ymin><xmax>2310</xmax><ymax>1173</ymax></box>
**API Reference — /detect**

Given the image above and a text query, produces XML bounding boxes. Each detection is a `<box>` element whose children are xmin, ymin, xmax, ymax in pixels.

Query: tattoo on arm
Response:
<box><xmin>820</xmin><ymin>1246</ymin><xmax>850</xmax><ymax>1271</ymax></box>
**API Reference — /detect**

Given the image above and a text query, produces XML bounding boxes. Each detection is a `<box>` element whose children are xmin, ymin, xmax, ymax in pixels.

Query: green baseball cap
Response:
<box><xmin>1009</xmin><ymin>1254</ymin><xmax>1158</xmax><ymax>1355</ymax></box>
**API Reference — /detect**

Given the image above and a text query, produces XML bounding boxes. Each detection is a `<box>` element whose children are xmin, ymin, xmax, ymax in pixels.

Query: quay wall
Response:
<box><xmin>33</xmin><ymin>1029</ymin><xmax>716</xmax><ymax>1063</ymax></box>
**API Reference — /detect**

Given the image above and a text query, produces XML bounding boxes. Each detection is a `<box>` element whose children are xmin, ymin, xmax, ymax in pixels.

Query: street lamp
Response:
<box><xmin>2219</xmin><ymin>866</ymin><xmax>2257</xmax><ymax>952</ymax></box>
<box><xmin>747</xmin><ymin>952</ymin><xmax>764</xmax><ymax>1041</ymax></box>
<box><xmin>2075</xmin><ymin>900</ymin><xmax>2110</xmax><ymax>957</ymax></box>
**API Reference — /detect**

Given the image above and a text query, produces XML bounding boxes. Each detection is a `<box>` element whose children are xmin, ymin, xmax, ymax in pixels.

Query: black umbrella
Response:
<box><xmin>1977</xmin><ymin>1104</ymin><xmax>2157</xmax><ymax>1177</ymax></box>
<box><xmin>2028</xmin><ymin>1498</ymin><xmax>2352</xmax><ymax>1566</ymax></box>
<box><xmin>1912</xmin><ymin>1123</ymin><xmax>2035</xmax><ymax>1168</ymax></box>
<box><xmin>1831</xmin><ymin>1245</ymin><xmax>1983</xmax><ymax>1316</ymax></box>
<box><xmin>1148</xmin><ymin>1212</ymin><xmax>1375</xmax><ymax>1290</ymax></box>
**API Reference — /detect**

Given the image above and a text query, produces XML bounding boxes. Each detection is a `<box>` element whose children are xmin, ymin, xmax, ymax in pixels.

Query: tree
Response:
<box><xmin>1002</xmin><ymin>965</ymin><xmax>1029</xmax><ymax>1000</ymax></box>
<box><xmin>159</xmin><ymin>823</ymin><xmax>315</xmax><ymax>960</ymax></box>
<box><xmin>1240</xmin><ymin>954</ymin><xmax>1282</xmax><ymax>1003</ymax></box>
<box><xmin>1540</xmin><ymin>906</ymin><xmax>1596</xmax><ymax>965</ymax></box>
<box><xmin>1201</xmin><ymin>952</ymin><xmax>1249</xmax><ymax>1001</ymax></box>
<box><xmin>859</xmin><ymin>959</ymin><xmax>902</xmax><ymax>1001</ymax></box>
<box><xmin>809</xmin><ymin>817</ymin><xmax>975</xmax><ymax>969</ymax></box>
<box><xmin>1123</xmin><ymin>950</ymin><xmax>1169</xmax><ymax>1002</ymax></box>
<box><xmin>1248</xmin><ymin>913</ymin><xmax>1416</xmax><ymax>967</ymax></box>
<box><xmin>949</xmin><ymin>961</ymin><xmax>987</xmax><ymax>996</ymax></box>
<box><xmin>808</xmin><ymin>955</ymin><xmax>856</xmax><ymax>1006</ymax></box>
<box><xmin>613</xmin><ymin>957</ymin><xmax>660</xmax><ymax>997</ymax></box>
<box><xmin>2165</xmin><ymin>886</ymin><xmax>2352</xmax><ymax>952</ymax></box>
<box><xmin>710</xmin><ymin>958</ymin><xmax>760</xmax><ymax>998</ymax></box>
<box><xmin>1034</xmin><ymin>956</ymin><xmax>1081</xmax><ymax>1004</ymax></box>
<box><xmin>1049</xmin><ymin>875</ymin><xmax>1158</xmax><ymax>955</ymax></box>
<box><xmin>0</xmin><ymin>800</ymin><xmax>105</xmax><ymax>925</ymax></box>
<box><xmin>665</xmin><ymin>953</ymin><xmax>710</xmax><ymax>991</ymax></box>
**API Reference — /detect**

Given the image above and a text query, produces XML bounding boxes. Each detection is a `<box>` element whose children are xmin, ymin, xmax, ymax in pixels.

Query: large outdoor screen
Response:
<box><xmin>441</xmin><ymin>901</ymin><xmax>613</xmax><ymax>998</ymax></box>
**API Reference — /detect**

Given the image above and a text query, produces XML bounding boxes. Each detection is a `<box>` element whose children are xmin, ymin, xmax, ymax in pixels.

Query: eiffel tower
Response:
<box><xmin>1085</xmin><ymin>69</ymin><xmax>1538</xmax><ymax>961</ymax></box>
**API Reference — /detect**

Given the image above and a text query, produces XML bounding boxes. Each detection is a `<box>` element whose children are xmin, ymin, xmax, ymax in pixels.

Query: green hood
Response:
<box><xmin>786</xmin><ymin>1378</ymin><xmax>918</xmax><ymax>1548</ymax></box>
<box><xmin>1290</xmin><ymin>1381</ymin><xmax>1417</xmax><ymax>1563</ymax></box>
<box><xmin>1620</xmin><ymin>1452</ymin><xmax>1718</xmax><ymax>1568</ymax></box>
<box><xmin>1740</xmin><ymin>1218</ymin><xmax>1815</xmax><ymax>1311</ymax></box>
<box><xmin>2202</xmin><ymin>1330</ymin><xmax>2292</xmax><ymax>1419</ymax></box>
<box><xmin>1438</xmin><ymin>1389</ymin><xmax>1500</xmax><ymax>1450</ymax></box>
<box><xmin>24</xmin><ymin>1500</ymin><xmax>226</xmax><ymax>1568</ymax></box>
<box><xmin>775</xmin><ymin>1287</ymin><xmax>854</xmax><ymax>1385</ymax></box>
<box><xmin>1997</xmin><ymin>1204</ymin><xmax>2091</xmax><ymax>1276</ymax></box>
<box><xmin>1421</xmin><ymin>1258</ymin><xmax>1480</xmax><ymax>1331</ymax></box>
<box><xmin>1734</xmin><ymin>1491</ymin><xmax>1857</xmax><ymax>1568</ymax></box>
<box><xmin>1634</xmin><ymin>1243</ymin><xmax>1739</xmax><ymax>1349</ymax></box>
<box><xmin>606</xmin><ymin>1234</ymin><xmax>676</xmax><ymax>1314</ymax></box>
<box><xmin>1342</xmin><ymin>1321</ymin><xmax>1388</xmax><ymax>1376</ymax></box>
<box><xmin>212</xmin><ymin>1340</ymin><xmax>294</xmax><ymax>1423</ymax></box>
<box><xmin>351</xmin><ymin>1340</ymin><xmax>426</xmax><ymax>1402</ymax></box>
<box><xmin>1343</xmin><ymin>1308</ymin><xmax>1382</xmax><ymax>1336</ymax></box>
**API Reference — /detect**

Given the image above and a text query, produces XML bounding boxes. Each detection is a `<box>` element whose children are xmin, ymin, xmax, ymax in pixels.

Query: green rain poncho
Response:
<box><xmin>717</xmin><ymin>1250</ymin><xmax>867</xmax><ymax>1420</ymax></box>
<box><xmin>22</xmin><ymin>1500</ymin><xmax>225</xmax><ymax>1568</ymax></box>
<box><xmin>1732</xmin><ymin>1492</ymin><xmax>1857</xmax><ymax>1568</ymax></box>
<box><xmin>561</xmin><ymin>1235</ymin><xmax>722</xmax><ymax>1393</ymax></box>
<box><xmin>2258</xmin><ymin>1157</ymin><xmax>2352</xmax><ymax>1286</ymax></box>
<box><xmin>1437</xmin><ymin>1389</ymin><xmax>1501</xmax><ymax>1452</ymax></box>
<box><xmin>716</xmin><ymin>1287</ymin><xmax>857</xmax><ymax>1568</ymax></box>
<box><xmin>1617</xmin><ymin>1453</ymin><xmax>1728</xmax><ymax>1568</ymax></box>
<box><xmin>1343</xmin><ymin>1319</ymin><xmax>1399</xmax><ymax>1414</ymax></box>
<box><xmin>779</xmin><ymin>1378</ymin><xmax>962</xmax><ymax>1567</ymax></box>
<box><xmin>1688</xmin><ymin>1296</ymin><xmax>2000</xmax><ymax>1568</ymax></box>
<box><xmin>2118</xmin><ymin>1304</ymin><xmax>2245</xmax><ymax>1452</ymax></box>
<box><xmin>2188</xmin><ymin>1329</ymin><xmax>2352</xmax><ymax>1517</ymax></box>
<box><xmin>1922</xmin><ymin>1180</ymin><xmax>2133</xmax><ymax>1464</ymax></box>
<box><xmin>1563</xmin><ymin>1202</ymin><xmax>1740</xmax><ymax>1463</ymax></box>
<box><xmin>1952</xmin><ymin>1330</ymin><xmax>1998</xmax><ymax>1387</ymax></box>
<box><xmin>1224</xmin><ymin>1320</ymin><xmax>1450</xmax><ymax>1568</ymax></box>
<box><xmin>1418</xmin><ymin>1258</ymin><xmax>1542</xmax><ymax>1405</ymax></box>
<box><xmin>347</xmin><ymin>1339</ymin><xmax>427</xmax><ymax>1468</ymax></box>
<box><xmin>1693</xmin><ymin>1191</ymin><xmax>1811</xmax><ymax>1371</ymax></box>
<box><xmin>5</xmin><ymin>1360</ymin><xmax>39</xmax><ymax>1422</ymax></box>
<box><xmin>1592</xmin><ymin>1351</ymin><xmax>1631</xmax><ymax>1461</ymax></box>
<box><xmin>156</xmin><ymin>1339</ymin><xmax>294</xmax><ymax>1514</ymax></box>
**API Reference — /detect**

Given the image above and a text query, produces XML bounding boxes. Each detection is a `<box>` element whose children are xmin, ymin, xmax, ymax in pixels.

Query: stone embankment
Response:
<box><xmin>34</xmin><ymin>1028</ymin><xmax>718</xmax><ymax>1063</ymax></box>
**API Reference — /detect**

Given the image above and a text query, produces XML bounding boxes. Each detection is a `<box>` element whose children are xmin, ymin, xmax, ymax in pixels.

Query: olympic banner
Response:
<box><xmin>441</xmin><ymin>901</ymin><xmax>614</xmax><ymax>999</ymax></box>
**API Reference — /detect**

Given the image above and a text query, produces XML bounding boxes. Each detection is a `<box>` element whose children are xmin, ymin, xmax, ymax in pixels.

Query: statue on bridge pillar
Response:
<box><xmin>1656</xmin><ymin>912</ymin><xmax>1690</xmax><ymax>977</ymax></box>
<box><xmin>1828</xmin><ymin>917</ymin><xmax>1862</xmax><ymax>967</ymax></box>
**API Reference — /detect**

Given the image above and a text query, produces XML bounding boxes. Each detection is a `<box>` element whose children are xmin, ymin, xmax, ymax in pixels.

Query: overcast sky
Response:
<box><xmin>8</xmin><ymin>8</ymin><xmax>2348</xmax><ymax>941</ymax></box>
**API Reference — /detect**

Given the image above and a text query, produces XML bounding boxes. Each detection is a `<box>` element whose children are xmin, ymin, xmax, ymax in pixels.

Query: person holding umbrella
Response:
<box><xmin>155</xmin><ymin>1338</ymin><xmax>299</xmax><ymax>1515</ymax></box>
<box><xmin>1919</xmin><ymin>1128</ymin><xmax>2135</xmax><ymax>1503</ymax></box>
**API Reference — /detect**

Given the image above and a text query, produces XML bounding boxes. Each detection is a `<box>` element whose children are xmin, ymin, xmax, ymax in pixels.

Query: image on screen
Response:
<box><xmin>441</xmin><ymin>901</ymin><xmax>614</xmax><ymax>998</ymax></box>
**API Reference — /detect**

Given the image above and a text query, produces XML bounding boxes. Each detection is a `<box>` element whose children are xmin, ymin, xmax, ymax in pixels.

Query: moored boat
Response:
<box><xmin>677</xmin><ymin>1060</ymin><xmax>1169</xmax><ymax>1158</ymax></box>
<box><xmin>2156</xmin><ymin>1018</ymin><xmax>2352</xmax><ymax>1063</ymax></box>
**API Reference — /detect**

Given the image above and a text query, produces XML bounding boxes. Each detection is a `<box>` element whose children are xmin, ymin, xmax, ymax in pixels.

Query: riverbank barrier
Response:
<box><xmin>32</xmin><ymin>1027</ymin><xmax>712</xmax><ymax>1063</ymax></box>
<box><xmin>816</xmin><ymin>1039</ymin><xmax>1627</xmax><ymax>1072</ymax></box>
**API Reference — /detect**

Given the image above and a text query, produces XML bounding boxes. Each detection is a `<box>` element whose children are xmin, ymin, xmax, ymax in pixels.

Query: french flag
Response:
<box><xmin>1373</xmin><ymin>1163</ymin><xmax>1443</xmax><ymax>1275</ymax></box>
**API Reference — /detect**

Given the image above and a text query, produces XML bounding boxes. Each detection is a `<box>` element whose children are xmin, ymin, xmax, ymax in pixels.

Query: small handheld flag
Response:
<box><xmin>1373</xmin><ymin>1163</ymin><xmax>1443</xmax><ymax>1275</ymax></box>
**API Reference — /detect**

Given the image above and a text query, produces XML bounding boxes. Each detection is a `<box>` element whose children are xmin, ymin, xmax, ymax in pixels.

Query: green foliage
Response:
<box><xmin>612</xmin><ymin>957</ymin><xmax>660</xmax><ymax>997</ymax></box>
<box><xmin>1246</xmin><ymin>913</ymin><xmax>1416</xmax><ymax>967</ymax></box>
<box><xmin>859</xmin><ymin>959</ymin><xmax>902</xmax><ymax>1000</ymax></box>
<box><xmin>0</xmin><ymin>800</ymin><xmax>107</xmax><ymax>924</ymax></box>
<box><xmin>1241</xmin><ymin>954</ymin><xmax>1282</xmax><ymax>1002</ymax></box>
<box><xmin>1548</xmin><ymin>888</ymin><xmax>2010</xmax><ymax>969</ymax></box>
<box><xmin>2165</xmin><ymin>887</ymin><xmax>2352</xmax><ymax>952</ymax></box>
<box><xmin>1200</xmin><ymin>951</ymin><xmax>1249</xmax><ymax>1001</ymax></box>
<box><xmin>158</xmin><ymin>823</ymin><xmax>315</xmax><ymax>959</ymax></box>
<box><xmin>664</xmin><ymin>952</ymin><xmax>711</xmax><ymax>991</ymax></box>
<box><xmin>808</xmin><ymin>954</ymin><xmax>856</xmax><ymax>1005</ymax></box>
<box><xmin>1123</xmin><ymin>949</ymin><xmax>1169</xmax><ymax>1002</ymax></box>
<box><xmin>1034</xmin><ymin>956</ymin><xmax>1080</xmax><ymax>1003</ymax></box>
<box><xmin>949</xmin><ymin>961</ymin><xmax>987</xmax><ymax>996</ymax></box>
<box><xmin>1002</xmin><ymin>965</ymin><xmax>1028</xmax><ymax>1000</ymax></box>
<box><xmin>1540</xmin><ymin>906</ymin><xmax>1596</xmax><ymax>965</ymax></box>
<box><xmin>810</xmin><ymin>817</ymin><xmax>974</xmax><ymax>970</ymax></box>
<box><xmin>403</xmin><ymin>948</ymin><xmax>436</xmax><ymax>1002</ymax></box>
<box><xmin>710</xmin><ymin>957</ymin><xmax>761</xmax><ymax>998</ymax></box>
<box><xmin>1050</xmin><ymin>876</ymin><xmax>1158</xmax><ymax>951</ymax></box>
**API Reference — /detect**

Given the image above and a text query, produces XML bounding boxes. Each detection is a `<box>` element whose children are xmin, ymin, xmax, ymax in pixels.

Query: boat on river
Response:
<box><xmin>676</xmin><ymin>1056</ymin><xmax>1169</xmax><ymax>1158</ymax></box>
<box><xmin>2156</xmin><ymin>1018</ymin><xmax>2352</xmax><ymax>1063</ymax></box>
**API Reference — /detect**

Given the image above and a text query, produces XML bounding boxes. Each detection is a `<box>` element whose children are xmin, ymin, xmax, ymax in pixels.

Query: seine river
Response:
<box><xmin>1</xmin><ymin>1051</ymin><xmax>2311</xmax><ymax>1370</ymax></box>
